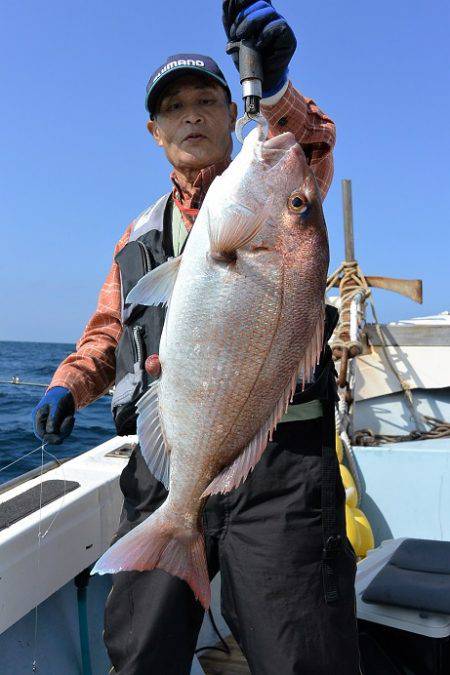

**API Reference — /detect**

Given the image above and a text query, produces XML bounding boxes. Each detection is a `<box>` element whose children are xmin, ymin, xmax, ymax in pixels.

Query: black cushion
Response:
<box><xmin>362</xmin><ymin>538</ymin><xmax>450</xmax><ymax>615</ymax></box>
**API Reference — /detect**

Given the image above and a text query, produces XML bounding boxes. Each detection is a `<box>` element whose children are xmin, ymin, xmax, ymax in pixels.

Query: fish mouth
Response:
<box><xmin>263</xmin><ymin>132</ymin><xmax>297</xmax><ymax>151</ymax></box>
<box><xmin>257</xmin><ymin>131</ymin><xmax>298</xmax><ymax>167</ymax></box>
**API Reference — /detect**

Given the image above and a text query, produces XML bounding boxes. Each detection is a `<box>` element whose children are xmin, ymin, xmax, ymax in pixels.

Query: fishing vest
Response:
<box><xmin>112</xmin><ymin>193</ymin><xmax>172</xmax><ymax>435</ymax></box>
<box><xmin>111</xmin><ymin>193</ymin><xmax>339</xmax><ymax>436</ymax></box>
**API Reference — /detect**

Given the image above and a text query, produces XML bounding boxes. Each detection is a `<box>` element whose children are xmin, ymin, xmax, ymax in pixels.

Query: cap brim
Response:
<box><xmin>145</xmin><ymin>67</ymin><xmax>230</xmax><ymax>115</ymax></box>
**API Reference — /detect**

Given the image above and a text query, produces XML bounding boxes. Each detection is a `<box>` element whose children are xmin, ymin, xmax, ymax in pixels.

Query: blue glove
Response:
<box><xmin>223</xmin><ymin>0</ymin><xmax>297</xmax><ymax>97</ymax></box>
<box><xmin>32</xmin><ymin>386</ymin><xmax>75</xmax><ymax>445</ymax></box>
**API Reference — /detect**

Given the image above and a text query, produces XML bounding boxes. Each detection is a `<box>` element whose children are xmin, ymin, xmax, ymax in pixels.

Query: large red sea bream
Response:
<box><xmin>92</xmin><ymin>127</ymin><xmax>330</xmax><ymax>609</ymax></box>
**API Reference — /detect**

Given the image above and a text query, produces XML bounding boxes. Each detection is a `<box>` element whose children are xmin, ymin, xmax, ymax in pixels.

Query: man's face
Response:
<box><xmin>147</xmin><ymin>74</ymin><xmax>237</xmax><ymax>171</ymax></box>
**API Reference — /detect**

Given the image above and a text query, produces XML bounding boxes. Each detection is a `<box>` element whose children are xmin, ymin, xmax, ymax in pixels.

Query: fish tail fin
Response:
<box><xmin>91</xmin><ymin>507</ymin><xmax>211</xmax><ymax>609</ymax></box>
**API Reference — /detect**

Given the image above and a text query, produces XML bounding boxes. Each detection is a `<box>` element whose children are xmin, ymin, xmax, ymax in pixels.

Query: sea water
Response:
<box><xmin>0</xmin><ymin>340</ymin><xmax>115</xmax><ymax>484</ymax></box>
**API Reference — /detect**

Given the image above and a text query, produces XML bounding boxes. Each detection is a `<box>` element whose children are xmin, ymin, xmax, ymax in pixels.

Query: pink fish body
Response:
<box><xmin>92</xmin><ymin>128</ymin><xmax>329</xmax><ymax>609</ymax></box>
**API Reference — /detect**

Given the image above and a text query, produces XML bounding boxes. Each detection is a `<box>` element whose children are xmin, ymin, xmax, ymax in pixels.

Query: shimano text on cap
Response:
<box><xmin>145</xmin><ymin>53</ymin><xmax>231</xmax><ymax>115</ymax></box>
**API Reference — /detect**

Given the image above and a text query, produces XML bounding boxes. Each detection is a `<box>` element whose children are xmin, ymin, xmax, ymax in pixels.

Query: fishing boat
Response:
<box><xmin>1</xmin><ymin>181</ymin><xmax>449</xmax><ymax>674</ymax></box>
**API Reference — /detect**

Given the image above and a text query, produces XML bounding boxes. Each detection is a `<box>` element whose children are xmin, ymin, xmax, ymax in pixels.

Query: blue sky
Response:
<box><xmin>1</xmin><ymin>0</ymin><xmax>449</xmax><ymax>342</ymax></box>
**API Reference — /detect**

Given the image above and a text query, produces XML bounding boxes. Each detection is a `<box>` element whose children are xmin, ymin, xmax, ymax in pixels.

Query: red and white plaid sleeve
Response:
<box><xmin>261</xmin><ymin>81</ymin><xmax>336</xmax><ymax>200</ymax></box>
<box><xmin>49</xmin><ymin>225</ymin><xmax>132</xmax><ymax>410</ymax></box>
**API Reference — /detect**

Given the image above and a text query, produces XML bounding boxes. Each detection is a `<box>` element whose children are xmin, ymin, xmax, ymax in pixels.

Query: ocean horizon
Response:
<box><xmin>0</xmin><ymin>340</ymin><xmax>116</xmax><ymax>484</ymax></box>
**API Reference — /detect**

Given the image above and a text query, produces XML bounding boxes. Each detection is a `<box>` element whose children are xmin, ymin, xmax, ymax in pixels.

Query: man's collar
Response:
<box><xmin>170</xmin><ymin>157</ymin><xmax>231</xmax><ymax>210</ymax></box>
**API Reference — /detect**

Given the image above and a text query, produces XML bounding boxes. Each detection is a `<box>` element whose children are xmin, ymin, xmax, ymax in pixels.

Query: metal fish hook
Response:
<box><xmin>227</xmin><ymin>39</ymin><xmax>268</xmax><ymax>145</ymax></box>
<box><xmin>235</xmin><ymin>111</ymin><xmax>269</xmax><ymax>144</ymax></box>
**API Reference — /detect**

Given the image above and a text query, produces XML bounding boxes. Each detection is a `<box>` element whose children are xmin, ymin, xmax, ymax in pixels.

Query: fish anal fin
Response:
<box><xmin>91</xmin><ymin>508</ymin><xmax>211</xmax><ymax>609</ymax></box>
<box><xmin>136</xmin><ymin>381</ymin><xmax>170</xmax><ymax>489</ymax></box>
<box><xmin>201</xmin><ymin>374</ymin><xmax>298</xmax><ymax>498</ymax></box>
<box><xmin>126</xmin><ymin>255</ymin><xmax>182</xmax><ymax>307</ymax></box>
<box><xmin>298</xmin><ymin>309</ymin><xmax>325</xmax><ymax>387</ymax></box>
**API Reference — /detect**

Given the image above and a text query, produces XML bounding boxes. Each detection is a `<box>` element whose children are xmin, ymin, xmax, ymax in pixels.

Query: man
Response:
<box><xmin>33</xmin><ymin>2</ymin><xmax>360</xmax><ymax>673</ymax></box>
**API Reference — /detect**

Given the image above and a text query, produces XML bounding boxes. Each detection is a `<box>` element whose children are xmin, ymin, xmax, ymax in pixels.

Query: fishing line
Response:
<box><xmin>0</xmin><ymin>443</ymin><xmax>68</xmax><ymax>540</ymax></box>
<box><xmin>31</xmin><ymin>443</ymin><xmax>69</xmax><ymax>671</ymax></box>
<box><xmin>39</xmin><ymin>447</ymin><xmax>67</xmax><ymax>540</ymax></box>
<box><xmin>32</xmin><ymin>442</ymin><xmax>45</xmax><ymax>673</ymax></box>
<box><xmin>31</xmin><ymin>442</ymin><xmax>68</xmax><ymax>672</ymax></box>
<box><xmin>0</xmin><ymin>440</ymin><xmax>68</xmax><ymax>671</ymax></box>
<box><xmin>0</xmin><ymin>444</ymin><xmax>45</xmax><ymax>475</ymax></box>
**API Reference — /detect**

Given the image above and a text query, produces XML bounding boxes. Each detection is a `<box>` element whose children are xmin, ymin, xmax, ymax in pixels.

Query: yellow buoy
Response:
<box><xmin>340</xmin><ymin>464</ymin><xmax>357</xmax><ymax>493</ymax></box>
<box><xmin>353</xmin><ymin>507</ymin><xmax>375</xmax><ymax>555</ymax></box>
<box><xmin>345</xmin><ymin>505</ymin><xmax>361</xmax><ymax>554</ymax></box>
<box><xmin>336</xmin><ymin>437</ymin><xmax>374</xmax><ymax>559</ymax></box>
<box><xmin>335</xmin><ymin>433</ymin><xmax>344</xmax><ymax>463</ymax></box>
<box><xmin>345</xmin><ymin>486</ymin><xmax>358</xmax><ymax>509</ymax></box>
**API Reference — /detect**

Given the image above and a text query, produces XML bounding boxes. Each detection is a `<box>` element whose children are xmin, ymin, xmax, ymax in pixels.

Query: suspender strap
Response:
<box><xmin>321</xmin><ymin>398</ymin><xmax>343</xmax><ymax>604</ymax></box>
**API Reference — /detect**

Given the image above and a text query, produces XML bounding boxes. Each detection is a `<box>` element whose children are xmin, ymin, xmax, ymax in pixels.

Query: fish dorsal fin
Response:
<box><xmin>207</xmin><ymin>203</ymin><xmax>265</xmax><ymax>260</ymax></box>
<box><xmin>201</xmin><ymin>310</ymin><xmax>324</xmax><ymax>497</ymax></box>
<box><xmin>136</xmin><ymin>381</ymin><xmax>170</xmax><ymax>489</ymax></box>
<box><xmin>126</xmin><ymin>256</ymin><xmax>182</xmax><ymax>307</ymax></box>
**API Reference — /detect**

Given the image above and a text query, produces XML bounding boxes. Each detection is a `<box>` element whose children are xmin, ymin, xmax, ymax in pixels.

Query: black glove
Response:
<box><xmin>32</xmin><ymin>386</ymin><xmax>75</xmax><ymax>445</ymax></box>
<box><xmin>223</xmin><ymin>0</ymin><xmax>297</xmax><ymax>97</ymax></box>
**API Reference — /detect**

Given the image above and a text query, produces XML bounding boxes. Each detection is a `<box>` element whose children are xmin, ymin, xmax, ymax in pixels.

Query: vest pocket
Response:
<box><xmin>112</xmin><ymin>324</ymin><xmax>147</xmax><ymax>435</ymax></box>
<box><xmin>112</xmin><ymin>307</ymin><xmax>165</xmax><ymax>435</ymax></box>
<box><xmin>115</xmin><ymin>241</ymin><xmax>152</xmax><ymax>299</ymax></box>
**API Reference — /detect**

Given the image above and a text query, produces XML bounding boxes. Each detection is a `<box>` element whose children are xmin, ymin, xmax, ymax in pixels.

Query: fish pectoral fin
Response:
<box><xmin>207</xmin><ymin>206</ymin><xmax>265</xmax><ymax>260</ymax></box>
<box><xmin>136</xmin><ymin>381</ymin><xmax>170</xmax><ymax>489</ymax></box>
<box><xmin>126</xmin><ymin>255</ymin><xmax>182</xmax><ymax>307</ymax></box>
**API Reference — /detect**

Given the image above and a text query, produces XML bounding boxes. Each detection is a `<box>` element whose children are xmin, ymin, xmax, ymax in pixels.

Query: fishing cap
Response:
<box><xmin>145</xmin><ymin>53</ymin><xmax>231</xmax><ymax>116</ymax></box>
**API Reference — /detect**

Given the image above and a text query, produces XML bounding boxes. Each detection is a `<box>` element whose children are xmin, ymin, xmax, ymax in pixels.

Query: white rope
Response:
<box><xmin>326</xmin><ymin>261</ymin><xmax>370</xmax><ymax>354</ymax></box>
<box><xmin>335</xmin><ymin>392</ymin><xmax>363</xmax><ymax>502</ymax></box>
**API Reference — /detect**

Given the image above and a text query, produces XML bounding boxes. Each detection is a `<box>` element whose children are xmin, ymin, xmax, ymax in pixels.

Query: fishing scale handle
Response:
<box><xmin>226</xmin><ymin>39</ymin><xmax>263</xmax><ymax>116</ymax></box>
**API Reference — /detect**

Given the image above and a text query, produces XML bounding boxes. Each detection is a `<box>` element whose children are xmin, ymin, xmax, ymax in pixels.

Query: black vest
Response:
<box><xmin>112</xmin><ymin>193</ymin><xmax>338</xmax><ymax>436</ymax></box>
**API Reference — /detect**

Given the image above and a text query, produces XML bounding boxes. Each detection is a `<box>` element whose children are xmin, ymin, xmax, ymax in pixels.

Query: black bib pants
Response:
<box><xmin>104</xmin><ymin>411</ymin><xmax>360</xmax><ymax>675</ymax></box>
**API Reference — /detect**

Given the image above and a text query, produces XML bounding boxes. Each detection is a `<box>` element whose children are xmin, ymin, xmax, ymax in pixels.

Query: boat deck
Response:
<box><xmin>198</xmin><ymin>635</ymin><xmax>250</xmax><ymax>674</ymax></box>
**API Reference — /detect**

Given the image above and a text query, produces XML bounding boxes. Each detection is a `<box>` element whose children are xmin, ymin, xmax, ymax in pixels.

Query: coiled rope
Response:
<box><xmin>354</xmin><ymin>416</ymin><xmax>450</xmax><ymax>446</ymax></box>
<box><xmin>326</xmin><ymin>261</ymin><xmax>370</xmax><ymax>358</ymax></box>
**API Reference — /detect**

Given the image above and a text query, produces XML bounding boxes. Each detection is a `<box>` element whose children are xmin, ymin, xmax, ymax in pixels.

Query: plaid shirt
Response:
<box><xmin>50</xmin><ymin>82</ymin><xmax>336</xmax><ymax>409</ymax></box>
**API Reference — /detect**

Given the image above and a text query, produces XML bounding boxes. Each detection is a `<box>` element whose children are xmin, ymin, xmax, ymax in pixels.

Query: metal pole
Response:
<box><xmin>341</xmin><ymin>179</ymin><xmax>355</xmax><ymax>262</ymax></box>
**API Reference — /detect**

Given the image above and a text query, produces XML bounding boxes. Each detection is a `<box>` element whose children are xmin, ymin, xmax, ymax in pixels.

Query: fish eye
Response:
<box><xmin>288</xmin><ymin>192</ymin><xmax>308</xmax><ymax>215</ymax></box>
